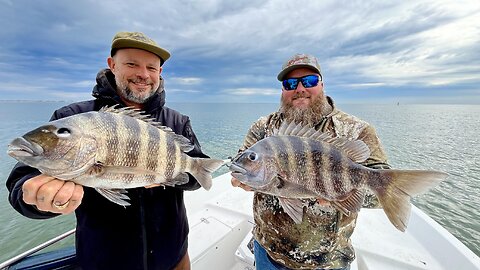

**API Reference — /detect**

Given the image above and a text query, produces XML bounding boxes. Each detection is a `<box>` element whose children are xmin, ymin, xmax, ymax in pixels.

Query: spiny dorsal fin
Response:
<box><xmin>100</xmin><ymin>105</ymin><xmax>167</xmax><ymax>128</ymax></box>
<box><xmin>100</xmin><ymin>105</ymin><xmax>194</xmax><ymax>153</ymax></box>
<box><xmin>274</xmin><ymin>121</ymin><xmax>333</xmax><ymax>141</ymax></box>
<box><xmin>274</xmin><ymin>121</ymin><xmax>370</xmax><ymax>163</ymax></box>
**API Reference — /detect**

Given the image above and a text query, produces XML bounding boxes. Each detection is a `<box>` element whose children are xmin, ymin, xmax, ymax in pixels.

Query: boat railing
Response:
<box><xmin>0</xmin><ymin>229</ymin><xmax>76</xmax><ymax>270</ymax></box>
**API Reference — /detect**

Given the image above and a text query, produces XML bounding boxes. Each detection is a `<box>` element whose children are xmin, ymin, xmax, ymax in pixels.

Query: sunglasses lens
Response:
<box><xmin>282</xmin><ymin>79</ymin><xmax>299</xmax><ymax>91</ymax></box>
<box><xmin>282</xmin><ymin>75</ymin><xmax>320</xmax><ymax>91</ymax></box>
<box><xmin>301</xmin><ymin>75</ymin><xmax>319</xmax><ymax>88</ymax></box>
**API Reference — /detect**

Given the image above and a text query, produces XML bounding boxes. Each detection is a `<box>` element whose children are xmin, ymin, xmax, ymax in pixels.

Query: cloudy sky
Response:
<box><xmin>1</xmin><ymin>0</ymin><xmax>479</xmax><ymax>104</ymax></box>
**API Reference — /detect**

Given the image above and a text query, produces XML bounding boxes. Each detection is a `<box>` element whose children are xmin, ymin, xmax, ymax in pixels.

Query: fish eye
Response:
<box><xmin>56</xmin><ymin>128</ymin><xmax>71</xmax><ymax>137</ymax></box>
<box><xmin>248</xmin><ymin>152</ymin><xmax>258</xmax><ymax>161</ymax></box>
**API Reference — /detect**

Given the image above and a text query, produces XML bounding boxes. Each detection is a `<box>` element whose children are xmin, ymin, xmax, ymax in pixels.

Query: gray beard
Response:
<box><xmin>115</xmin><ymin>78</ymin><xmax>156</xmax><ymax>104</ymax></box>
<box><xmin>279</xmin><ymin>94</ymin><xmax>332</xmax><ymax>126</ymax></box>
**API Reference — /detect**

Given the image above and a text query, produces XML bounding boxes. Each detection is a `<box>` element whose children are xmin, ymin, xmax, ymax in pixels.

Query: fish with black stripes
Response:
<box><xmin>229</xmin><ymin>121</ymin><xmax>448</xmax><ymax>231</ymax></box>
<box><xmin>7</xmin><ymin>106</ymin><xmax>225</xmax><ymax>206</ymax></box>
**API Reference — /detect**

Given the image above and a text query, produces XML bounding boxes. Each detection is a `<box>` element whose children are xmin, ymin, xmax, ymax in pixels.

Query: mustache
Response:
<box><xmin>129</xmin><ymin>78</ymin><xmax>152</xmax><ymax>85</ymax></box>
<box><xmin>292</xmin><ymin>92</ymin><xmax>310</xmax><ymax>100</ymax></box>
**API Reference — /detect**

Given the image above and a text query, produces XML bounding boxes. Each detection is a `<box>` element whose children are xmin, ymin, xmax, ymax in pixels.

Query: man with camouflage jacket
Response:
<box><xmin>231</xmin><ymin>54</ymin><xmax>391</xmax><ymax>270</ymax></box>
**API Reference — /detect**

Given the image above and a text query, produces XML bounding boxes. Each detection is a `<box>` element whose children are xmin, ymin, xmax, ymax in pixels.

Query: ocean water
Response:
<box><xmin>0</xmin><ymin>101</ymin><xmax>479</xmax><ymax>263</ymax></box>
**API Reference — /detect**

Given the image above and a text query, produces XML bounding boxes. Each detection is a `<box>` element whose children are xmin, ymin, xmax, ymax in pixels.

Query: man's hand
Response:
<box><xmin>145</xmin><ymin>184</ymin><xmax>162</xmax><ymax>189</ymax></box>
<box><xmin>22</xmin><ymin>174</ymin><xmax>84</xmax><ymax>214</ymax></box>
<box><xmin>231</xmin><ymin>176</ymin><xmax>254</xmax><ymax>191</ymax></box>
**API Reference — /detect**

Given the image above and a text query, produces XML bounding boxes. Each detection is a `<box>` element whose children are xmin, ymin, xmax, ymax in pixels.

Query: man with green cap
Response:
<box><xmin>6</xmin><ymin>31</ymin><xmax>205</xmax><ymax>270</ymax></box>
<box><xmin>231</xmin><ymin>53</ymin><xmax>391</xmax><ymax>269</ymax></box>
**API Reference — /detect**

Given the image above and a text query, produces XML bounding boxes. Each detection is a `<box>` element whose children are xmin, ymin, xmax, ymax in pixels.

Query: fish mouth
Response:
<box><xmin>229</xmin><ymin>163</ymin><xmax>248</xmax><ymax>178</ymax></box>
<box><xmin>7</xmin><ymin>137</ymin><xmax>44</xmax><ymax>157</ymax></box>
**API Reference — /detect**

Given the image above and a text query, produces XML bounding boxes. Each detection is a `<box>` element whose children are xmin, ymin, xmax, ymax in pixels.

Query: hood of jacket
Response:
<box><xmin>91</xmin><ymin>68</ymin><xmax>166</xmax><ymax>113</ymax></box>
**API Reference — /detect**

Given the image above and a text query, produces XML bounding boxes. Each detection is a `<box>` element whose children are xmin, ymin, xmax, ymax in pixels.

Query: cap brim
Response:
<box><xmin>277</xmin><ymin>64</ymin><xmax>321</xmax><ymax>81</ymax></box>
<box><xmin>112</xmin><ymin>38</ymin><xmax>171</xmax><ymax>63</ymax></box>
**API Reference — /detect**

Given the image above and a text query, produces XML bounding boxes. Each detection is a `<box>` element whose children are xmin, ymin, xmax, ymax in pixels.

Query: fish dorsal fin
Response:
<box><xmin>100</xmin><ymin>105</ymin><xmax>163</xmax><ymax>126</ymax></box>
<box><xmin>274</xmin><ymin>121</ymin><xmax>370</xmax><ymax>163</ymax></box>
<box><xmin>274</xmin><ymin>121</ymin><xmax>334</xmax><ymax>141</ymax></box>
<box><xmin>327</xmin><ymin>137</ymin><xmax>370</xmax><ymax>163</ymax></box>
<box><xmin>100</xmin><ymin>105</ymin><xmax>194</xmax><ymax>153</ymax></box>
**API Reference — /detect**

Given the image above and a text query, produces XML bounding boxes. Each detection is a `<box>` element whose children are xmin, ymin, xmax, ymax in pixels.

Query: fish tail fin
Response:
<box><xmin>374</xmin><ymin>169</ymin><xmax>448</xmax><ymax>232</ymax></box>
<box><xmin>189</xmin><ymin>158</ymin><xmax>226</xmax><ymax>190</ymax></box>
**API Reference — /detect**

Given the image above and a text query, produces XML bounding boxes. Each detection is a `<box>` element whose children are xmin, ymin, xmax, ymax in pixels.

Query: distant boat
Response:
<box><xmin>1</xmin><ymin>173</ymin><xmax>480</xmax><ymax>269</ymax></box>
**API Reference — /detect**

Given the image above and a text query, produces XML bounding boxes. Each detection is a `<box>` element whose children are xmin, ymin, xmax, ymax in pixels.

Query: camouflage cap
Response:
<box><xmin>277</xmin><ymin>54</ymin><xmax>322</xmax><ymax>81</ymax></box>
<box><xmin>111</xmin><ymin>31</ymin><xmax>171</xmax><ymax>65</ymax></box>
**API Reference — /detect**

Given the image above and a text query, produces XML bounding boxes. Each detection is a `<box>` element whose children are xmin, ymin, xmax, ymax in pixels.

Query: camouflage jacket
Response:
<box><xmin>239</xmin><ymin>97</ymin><xmax>390</xmax><ymax>269</ymax></box>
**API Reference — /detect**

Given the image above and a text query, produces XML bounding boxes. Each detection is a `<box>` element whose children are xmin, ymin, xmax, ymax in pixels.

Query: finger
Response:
<box><xmin>69</xmin><ymin>184</ymin><xmax>84</xmax><ymax>207</ymax></box>
<box><xmin>231</xmin><ymin>177</ymin><xmax>253</xmax><ymax>191</ymax></box>
<box><xmin>145</xmin><ymin>184</ymin><xmax>162</xmax><ymax>189</ymax></box>
<box><xmin>61</xmin><ymin>184</ymin><xmax>84</xmax><ymax>214</ymax></box>
<box><xmin>35</xmin><ymin>179</ymin><xmax>65</xmax><ymax>212</ymax></box>
<box><xmin>22</xmin><ymin>175</ymin><xmax>57</xmax><ymax>205</ymax></box>
<box><xmin>241</xmin><ymin>184</ymin><xmax>254</xmax><ymax>192</ymax></box>
<box><xmin>231</xmin><ymin>177</ymin><xmax>243</xmax><ymax>187</ymax></box>
<box><xmin>52</xmin><ymin>181</ymin><xmax>75</xmax><ymax>207</ymax></box>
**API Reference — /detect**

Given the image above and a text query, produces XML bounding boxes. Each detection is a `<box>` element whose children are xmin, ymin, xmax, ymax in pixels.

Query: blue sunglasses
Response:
<box><xmin>282</xmin><ymin>75</ymin><xmax>322</xmax><ymax>91</ymax></box>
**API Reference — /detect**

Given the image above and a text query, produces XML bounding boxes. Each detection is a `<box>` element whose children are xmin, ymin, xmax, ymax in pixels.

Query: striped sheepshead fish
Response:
<box><xmin>7</xmin><ymin>106</ymin><xmax>225</xmax><ymax>206</ymax></box>
<box><xmin>229</xmin><ymin>122</ymin><xmax>448</xmax><ymax>232</ymax></box>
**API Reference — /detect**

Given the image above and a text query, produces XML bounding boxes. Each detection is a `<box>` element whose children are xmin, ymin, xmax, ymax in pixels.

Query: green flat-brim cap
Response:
<box><xmin>111</xmin><ymin>31</ymin><xmax>171</xmax><ymax>65</ymax></box>
<box><xmin>277</xmin><ymin>53</ymin><xmax>322</xmax><ymax>81</ymax></box>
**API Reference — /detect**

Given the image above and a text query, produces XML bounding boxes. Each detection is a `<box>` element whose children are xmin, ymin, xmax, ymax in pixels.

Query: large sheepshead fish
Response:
<box><xmin>8</xmin><ymin>106</ymin><xmax>225</xmax><ymax>206</ymax></box>
<box><xmin>230</xmin><ymin>122</ymin><xmax>447</xmax><ymax>232</ymax></box>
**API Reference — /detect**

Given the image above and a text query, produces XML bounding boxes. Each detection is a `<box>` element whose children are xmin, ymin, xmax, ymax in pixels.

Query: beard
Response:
<box><xmin>279</xmin><ymin>92</ymin><xmax>332</xmax><ymax>126</ymax></box>
<box><xmin>115</xmin><ymin>77</ymin><xmax>158</xmax><ymax>104</ymax></box>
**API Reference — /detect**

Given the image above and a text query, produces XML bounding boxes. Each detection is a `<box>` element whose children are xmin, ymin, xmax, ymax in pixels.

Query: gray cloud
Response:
<box><xmin>0</xmin><ymin>0</ymin><xmax>478</xmax><ymax>103</ymax></box>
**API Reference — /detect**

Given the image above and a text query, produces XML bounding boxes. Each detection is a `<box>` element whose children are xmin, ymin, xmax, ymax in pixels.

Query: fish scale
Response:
<box><xmin>173</xmin><ymin>138</ymin><xmax>185</xmax><ymax>178</ymax></box>
<box><xmin>165</xmin><ymin>132</ymin><xmax>176</xmax><ymax>179</ymax></box>
<box><xmin>103</xmin><ymin>112</ymin><xmax>119</xmax><ymax>165</ymax></box>
<box><xmin>331</xmin><ymin>146</ymin><xmax>349</xmax><ymax>198</ymax></box>
<box><xmin>145</xmin><ymin>124</ymin><xmax>160</xmax><ymax>171</ymax></box>
<box><xmin>304</xmin><ymin>139</ymin><xmax>315</xmax><ymax>192</ymax></box>
<box><xmin>137</xmin><ymin>116</ymin><xmax>150</xmax><ymax>171</ymax></box>
<box><xmin>123</xmin><ymin>119</ymin><xmax>141</xmax><ymax>168</ymax></box>
<box><xmin>319</xmin><ymin>142</ymin><xmax>335</xmax><ymax>198</ymax></box>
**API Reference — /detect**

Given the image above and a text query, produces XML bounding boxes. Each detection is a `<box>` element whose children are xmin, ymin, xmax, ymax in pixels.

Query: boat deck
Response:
<box><xmin>186</xmin><ymin>173</ymin><xmax>480</xmax><ymax>270</ymax></box>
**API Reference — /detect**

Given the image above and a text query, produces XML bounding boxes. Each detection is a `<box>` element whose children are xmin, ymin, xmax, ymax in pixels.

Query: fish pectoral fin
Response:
<box><xmin>278</xmin><ymin>197</ymin><xmax>304</xmax><ymax>224</ymax></box>
<box><xmin>85</xmin><ymin>161</ymin><xmax>106</xmax><ymax>176</ymax></box>
<box><xmin>163</xmin><ymin>172</ymin><xmax>190</xmax><ymax>187</ymax></box>
<box><xmin>275</xmin><ymin>174</ymin><xmax>286</xmax><ymax>189</ymax></box>
<box><xmin>95</xmin><ymin>188</ymin><xmax>131</xmax><ymax>206</ymax></box>
<box><xmin>332</xmin><ymin>189</ymin><xmax>365</xmax><ymax>216</ymax></box>
<box><xmin>272</xmin><ymin>175</ymin><xmax>317</xmax><ymax>197</ymax></box>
